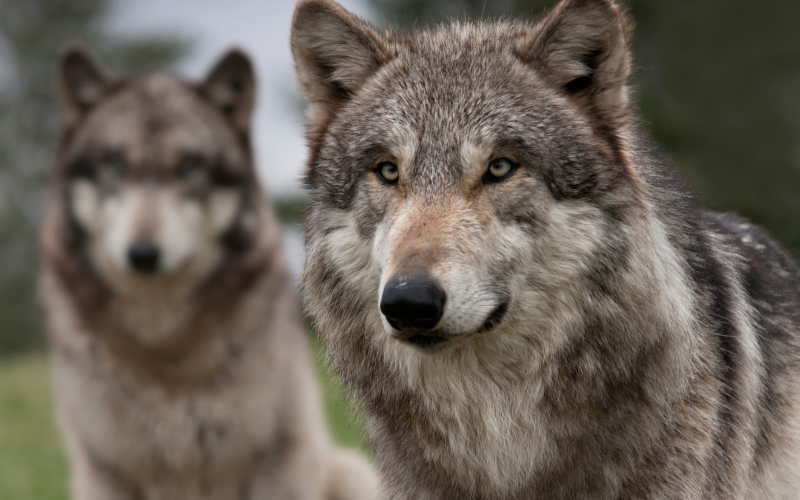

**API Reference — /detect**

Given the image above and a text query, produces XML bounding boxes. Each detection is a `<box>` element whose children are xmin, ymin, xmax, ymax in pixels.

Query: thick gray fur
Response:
<box><xmin>293</xmin><ymin>0</ymin><xmax>800</xmax><ymax>498</ymax></box>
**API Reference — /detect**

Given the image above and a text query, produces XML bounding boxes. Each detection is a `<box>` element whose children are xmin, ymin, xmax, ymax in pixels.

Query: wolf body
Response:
<box><xmin>40</xmin><ymin>48</ymin><xmax>377</xmax><ymax>500</ymax></box>
<box><xmin>292</xmin><ymin>0</ymin><xmax>800</xmax><ymax>498</ymax></box>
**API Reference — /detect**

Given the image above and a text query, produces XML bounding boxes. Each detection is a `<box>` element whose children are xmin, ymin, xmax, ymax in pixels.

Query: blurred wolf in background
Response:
<box><xmin>292</xmin><ymin>0</ymin><xmax>800</xmax><ymax>498</ymax></box>
<box><xmin>39</xmin><ymin>47</ymin><xmax>377</xmax><ymax>500</ymax></box>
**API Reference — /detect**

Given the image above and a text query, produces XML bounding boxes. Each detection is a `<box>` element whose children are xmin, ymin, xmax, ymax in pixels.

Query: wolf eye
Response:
<box><xmin>176</xmin><ymin>158</ymin><xmax>205</xmax><ymax>179</ymax></box>
<box><xmin>375</xmin><ymin>161</ymin><xmax>399</xmax><ymax>184</ymax></box>
<box><xmin>104</xmin><ymin>157</ymin><xmax>128</xmax><ymax>177</ymax></box>
<box><xmin>484</xmin><ymin>158</ymin><xmax>517</xmax><ymax>183</ymax></box>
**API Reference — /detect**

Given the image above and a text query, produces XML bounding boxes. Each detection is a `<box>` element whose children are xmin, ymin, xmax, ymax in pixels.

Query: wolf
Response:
<box><xmin>291</xmin><ymin>0</ymin><xmax>800</xmax><ymax>498</ymax></box>
<box><xmin>39</xmin><ymin>47</ymin><xmax>377</xmax><ymax>500</ymax></box>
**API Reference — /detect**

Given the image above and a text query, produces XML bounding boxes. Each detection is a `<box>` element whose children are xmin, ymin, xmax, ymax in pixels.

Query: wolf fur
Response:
<box><xmin>40</xmin><ymin>47</ymin><xmax>377</xmax><ymax>500</ymax></box>
<box><xmin>292</xmin><ymin>0</ymin><xmax>800</xmax><ymax>498</ymax></box>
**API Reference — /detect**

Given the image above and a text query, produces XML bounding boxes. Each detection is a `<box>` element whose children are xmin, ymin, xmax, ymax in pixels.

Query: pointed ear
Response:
<box><xmin>58</xmin><ymin>46</ymin><xmax>110</xmax><ymax>129</ymax></box>
<box><xmin>520</xmin><ymin>0</ymin><xmax>632</xmax><ymax>130</ymax></box>
<box><xmin>291</xmin><ymin>0</ymin><xmax>390</xmax><ymax>130</ymax></box>
<box><xmin>198</xmin><ymin>49</ymin><xmax>256</xmax><ymax>135</ymax></box>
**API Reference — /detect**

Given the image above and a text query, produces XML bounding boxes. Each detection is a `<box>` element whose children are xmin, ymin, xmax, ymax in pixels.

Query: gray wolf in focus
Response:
<box><xmin>40</xmin><ymin>47</ymin><xmax>377</xmax><ymax>500</ymax></box>
<box><xmin>292</xmin><ymin>0</ymin><xmax>800</xmax><ymax>498</ymax></box>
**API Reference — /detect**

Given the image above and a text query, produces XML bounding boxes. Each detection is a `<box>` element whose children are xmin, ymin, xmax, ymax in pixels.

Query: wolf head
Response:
<box><xmin>294</xmin><ymin>0</ymin><xmax>646</xmax><ymax>354</ymax></box>
<box><xmin>53</xmin><ymin>48</ymin><xmax>259</xmax><ymax>292</ymax></box>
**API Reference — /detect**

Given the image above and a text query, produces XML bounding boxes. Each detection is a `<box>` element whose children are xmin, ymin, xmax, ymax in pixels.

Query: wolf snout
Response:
<box><xmin>380</xmin><ymin>275</ymin><xmax>447</xmax><ymax>332</ymax></box>
<box><xmin>127</xmin><ymin>241</ymin><xmax>161</xmax><ymax>274</ymax></box>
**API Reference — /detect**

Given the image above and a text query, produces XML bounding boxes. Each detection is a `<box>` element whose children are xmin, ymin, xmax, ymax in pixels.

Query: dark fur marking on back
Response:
<box><xmin>688</xmin><ymin>214</ymin><xmax>744</xmax><ymax>487</ymax></box>
<box><xmin>713</xmin><ymin>212</ymin><xmax>800</xmax><ymax>470</ymax></box>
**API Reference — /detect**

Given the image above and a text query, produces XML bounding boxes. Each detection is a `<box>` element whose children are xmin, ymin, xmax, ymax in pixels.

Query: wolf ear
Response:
<box><xmin>58</xmin><ymin>47</ymin><xmax>110</xmax><ymax>128</ymax></box>
<box><xmin>291</xmin><ymin>0</ymin><xmax>390</xmax><ymax>130</ymax></box>
<box><xmin>521</xmin><ymin>0</ymin><xmax>632</xmax><ymax>130</ymax></box>
<box><xmin>199</xmin><ymin>49</ymin><xmax>256</xmax><ymax>134</ymax></box>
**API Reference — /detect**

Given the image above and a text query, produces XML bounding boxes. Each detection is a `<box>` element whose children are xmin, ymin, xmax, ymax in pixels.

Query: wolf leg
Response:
<box><xmin>242</xmin><ymin>445</ymin><xmax>328</xmax><ymax>500</ymax></box>
<box><xmin>65</xmin><ymin>434</ymin><xmax>137</xmax><ymax>500</ymax></box>
<box><xmin>323</xmin><ymin>449</ymin><xmax>380</xmax><ymax>500</ymax></box>
<box><xmin>70</xmin><ymin>457</ymin><xmax>137</xmax><ymax>500</ymax></box>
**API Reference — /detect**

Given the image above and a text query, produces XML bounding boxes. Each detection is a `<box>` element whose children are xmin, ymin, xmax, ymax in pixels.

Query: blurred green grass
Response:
<box><xmin>0</xmin><ymin>338</ymin><xmax>367</xmax><ymax>500</ymax></box>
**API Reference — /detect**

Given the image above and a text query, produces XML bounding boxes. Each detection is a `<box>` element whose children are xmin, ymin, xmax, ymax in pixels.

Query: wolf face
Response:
<box><xmin>295</xmin><ymin>0</ymin><xmax>637</xmax><ymax>357</ymax></box>
<box><xmin>56</xmin><ymin>49</ymin><xmax>257</xmax><ymax>292</ymax></box>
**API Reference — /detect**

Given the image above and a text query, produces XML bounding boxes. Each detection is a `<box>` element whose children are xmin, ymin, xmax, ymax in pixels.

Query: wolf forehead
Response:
<box><xmin>307</xmin><ymin>23</ymin><xmax>609</xmax><ymax>190</ymax></box>
<box><xmin>65</xmin><ymin>74</ymin><xmax>246</xmax><ymax>170</ymax></box>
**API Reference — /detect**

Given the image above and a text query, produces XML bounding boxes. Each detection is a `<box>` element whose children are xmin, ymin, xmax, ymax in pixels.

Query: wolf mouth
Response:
<box><xmin>399</xmin><ymin>299</ymin><xmax>511</xmax><ymax>351</ymax></box>
<box><xmin>404</xmin><ymin>334</ymin><xmax>449</xmax><ymax>349</ymax></box>
<box><xmin>478</xmin><ymin>300</ymin><xmax>509</xmax><ymax>333</ymax></box>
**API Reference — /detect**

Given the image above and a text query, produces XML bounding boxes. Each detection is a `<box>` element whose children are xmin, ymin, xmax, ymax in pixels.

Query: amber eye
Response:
<box><xmin>376</xmin><ymin>161</ymin><xmax>399</xmax><ymax>184</ymax></box>
<box><xmin>176</xmin><ymin>158</ymin><xmax>205</xmax><ymax>179</ymax></box>
<box><xmin>484</xmin><ymin>158</ymin><xmax>517</xmax><ymax>183</ymax></box>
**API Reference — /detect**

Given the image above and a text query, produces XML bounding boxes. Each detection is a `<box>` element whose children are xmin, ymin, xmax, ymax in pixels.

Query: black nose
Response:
<box><xmin>127</xmin><ymin>242</ymin><xmax>160</xmax><ymax>274</ymax></box>
<box><xmin>380</xmin><ymin>275</ymin><xmax>447</xmax><ymax>331</ymax></box>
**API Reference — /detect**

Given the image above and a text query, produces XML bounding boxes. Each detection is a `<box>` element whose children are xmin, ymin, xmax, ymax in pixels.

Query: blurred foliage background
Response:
<box><xmin>0</xmin><ymin>0</ymin><xmax>798</xmax><ymax>497</ymax></box>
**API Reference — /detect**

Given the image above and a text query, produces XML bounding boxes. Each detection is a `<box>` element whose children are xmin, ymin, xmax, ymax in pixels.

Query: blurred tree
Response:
<box><xmin>370</xmin><ymin>0</ymin><xmax>800</xmax><ymax>253</ymax></box>
<box><xmin>0</xmin><ymin>0</ymin><xmax>191</xmax><ymax>354</ymax></box>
